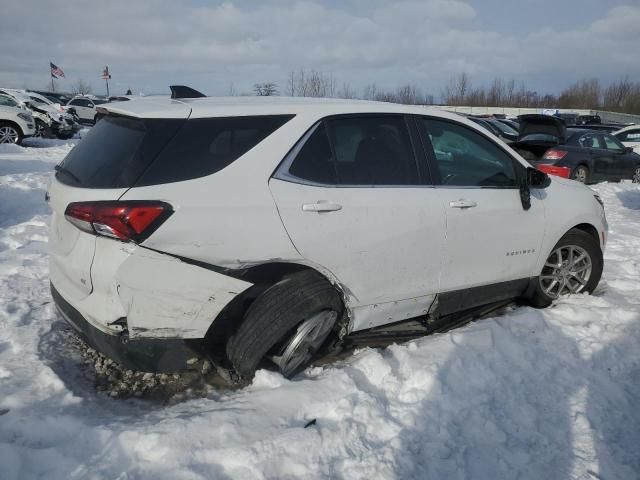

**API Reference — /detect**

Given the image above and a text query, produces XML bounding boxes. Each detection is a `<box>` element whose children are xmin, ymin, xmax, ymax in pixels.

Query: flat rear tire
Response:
<box><xmin>226</xmin><ymin>270</ymin><xmax>343</xmax><ymax>379</ymax></box>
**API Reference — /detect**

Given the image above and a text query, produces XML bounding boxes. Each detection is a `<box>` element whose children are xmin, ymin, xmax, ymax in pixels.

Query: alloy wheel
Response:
<box><xmin>633</xmin><ymin>166</ymin><xmax>640</xmax><ymax>184</ymax></box>
<box><xmin>270</xmin><ymin>310</ymin><xmax>338</xmax><ymax>377</ymax></box>
<box><xmin>539</xmin><ymin>245</ymin><xmax>592</xmax><ymax>299</ymax></box>
<box><xmin>0</xmin><ymin>126</ymin><xmax>19</xmax><ymax>144</ymax></box>
<box><xmin>573</xmin><ymin>167</ymin><xmax>588</xmax><ymax>183</ymax></box>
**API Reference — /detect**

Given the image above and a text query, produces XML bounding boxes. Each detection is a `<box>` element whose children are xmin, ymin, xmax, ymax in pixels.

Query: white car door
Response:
<box><xmin>416</xmin><ymin>116</ymin><xmax>546</xmax><ymax>312</ymax></box>
<box><xmin>70</xmin><ymin>99</ymin><xmax>94</xmax><ymax>122</ymax></box>
<box><xmin>617</xmin><ymin>127</ymin><xmax>640</xmax><ymax>153</ymax></box>
<box><xmin>269</xmin><ymin>115</ymin><xmax>446</xmax><ymax>331</ymax></box>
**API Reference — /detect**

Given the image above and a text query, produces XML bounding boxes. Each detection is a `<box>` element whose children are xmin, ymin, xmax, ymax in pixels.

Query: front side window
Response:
<box><xmin>603</xmin><ymin>135</ymin><xmax>625</xmax><ymax>152</ymax></box>
<box><xmin>286</xmin><ymin>115</ymin><xmax>420</xmax><ymax>186</ymax></box>
<box><xmin>578</xmin><ymin>133</ymin><xmax>604</xmax><ymax>149</ymax></box>
<box><xmin>421</xmin><ymin>118</ymin><xmax>517</xmax><ymax>187</ymax></box>
<box><xmin>0</xmin><ymin>95</ymin><xmax>18</xmax><ymax>107</ymax></box>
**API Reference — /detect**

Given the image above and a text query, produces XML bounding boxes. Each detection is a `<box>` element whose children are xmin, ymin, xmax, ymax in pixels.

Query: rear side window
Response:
<box><xmin>288</xmin><ymin>124</ymin><xmax>336</xmax><ymax>184</ymax></box>
<box><xmin>58</xmin><ymin>116</ymin><xmax>183</xmax><ymax>188</ymax></box>
<box><xmin>57</xmin><ymin>115</ymin><xmax>293</xmax><ymax>188</ymax></box>
<box><xmin>603</xmin><ymin>135</ymin><xmax>625</xmax><ymax>152</ymax></box>
<box><xmin>137</xmin><ymin>115</ymin><xmax>293</xmax><ymax>186</ymax></box>
<box><xmin>286</xmin><ymin>115</ymin><xmax>420</xmax><ymax>186</ymax></box>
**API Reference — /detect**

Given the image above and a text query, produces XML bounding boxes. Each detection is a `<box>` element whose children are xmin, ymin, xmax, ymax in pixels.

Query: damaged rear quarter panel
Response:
<box><xmin>116</xmin><ymin>248</ymin><xmax>253</xmax><ymax>339</ymax></box>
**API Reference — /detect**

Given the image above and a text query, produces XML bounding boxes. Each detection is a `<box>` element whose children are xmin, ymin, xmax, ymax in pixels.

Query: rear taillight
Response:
<box><xmin>536</xmin><ymin>164</ymin><xmax>571</xmax><ymax>179</ymax></box>
<box><xmin>542</xmin><ymin>149</ymin><xmax>568</xmax><ymax>161</ymax></box>
<box><xmin>64</xmin><ymin>201</ymin><xmax>172</xmax><ymax>243</ymax></box>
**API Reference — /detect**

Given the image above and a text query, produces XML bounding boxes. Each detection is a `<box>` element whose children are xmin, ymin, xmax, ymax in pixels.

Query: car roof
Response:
<box><xmin>0</xmin><ymin>89</ymin><xmax>31</xmax><ymax>103</ymax></box>
<box><xmin>98</xmin><ymin>95</ymin><xmax>454</xmax><ymax>120</ymax></box>
<box><xmin>613</xmin><ymin>124</ymin><xmax>640</xmax><ymax>135</ymax></box>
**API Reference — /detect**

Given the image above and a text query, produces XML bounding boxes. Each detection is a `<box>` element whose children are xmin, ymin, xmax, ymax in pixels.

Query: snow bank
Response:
<box><xmin>0</xmin><ymin>142</ymin><xmax>639</xmax><ymax>479</ymax></box>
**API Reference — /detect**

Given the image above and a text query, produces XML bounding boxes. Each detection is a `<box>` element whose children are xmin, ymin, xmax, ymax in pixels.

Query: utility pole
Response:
<box><xmin>102</xmin><ymin>66</ymin><xmax>111</xmax><ymax>97</ymax></box>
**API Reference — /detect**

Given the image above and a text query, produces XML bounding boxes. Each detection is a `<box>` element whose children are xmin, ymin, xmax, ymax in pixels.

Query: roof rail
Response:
<box><xmin>169</xmin><ymin>85</ymin><xmax>206</xmax><ymax>99</ymax></box>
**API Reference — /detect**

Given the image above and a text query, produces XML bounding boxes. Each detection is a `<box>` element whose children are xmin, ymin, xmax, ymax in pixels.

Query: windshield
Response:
<box><xmin>489</xmin><ymin>119</ymin><xmax>517</xmax><ymax>135</ymax></box>
<box><xmin>29</xmin><ymin>96</ymin><xmax>49</xmax><ymax>105</ymax></box>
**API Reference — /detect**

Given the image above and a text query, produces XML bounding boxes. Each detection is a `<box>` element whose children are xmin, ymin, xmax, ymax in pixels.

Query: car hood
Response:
<box><xmin>518</xmin><ymin>114</ymin><xmax>566</xmax><ymax>143</ymax></box>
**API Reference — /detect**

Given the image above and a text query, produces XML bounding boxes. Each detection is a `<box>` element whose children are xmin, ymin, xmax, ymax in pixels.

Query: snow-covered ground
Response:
<box><xmin>1</xmin><ymin>139</ymin><xmax>639</xmax><ymax>480</ymax></box>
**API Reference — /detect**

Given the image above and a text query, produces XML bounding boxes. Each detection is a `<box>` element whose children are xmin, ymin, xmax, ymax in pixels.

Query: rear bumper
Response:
<box><xmin>51</xmin><ymin>283</ymin><xmax>203</xmax><ymax>373</ymax></box>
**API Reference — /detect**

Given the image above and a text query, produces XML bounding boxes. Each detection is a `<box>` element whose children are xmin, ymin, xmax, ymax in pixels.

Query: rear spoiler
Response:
<box><xmin>517</xmin><ymin>114</ymin><xmax>566</xmax><ymax>143</ymax></box>
<box><xmin>170</xmin><ymin>85</ymin><xmax>206</xmax><ymax>99</ymax></box>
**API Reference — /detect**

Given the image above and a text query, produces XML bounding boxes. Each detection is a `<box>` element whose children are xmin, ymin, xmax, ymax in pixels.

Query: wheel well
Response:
<box><xmin>202</xmin><ymin>263</ymin><xmax>341</xmax><ymax>360</ymax></box>
<box><xmin>570</xmin><ymin>223</ymin><xmax>599</xmax><ymax>243</ymax></box>
<box><xmin>0</xmin><ymin>120</ymin><xmax>23</xmax><ymax>136</ymax></box>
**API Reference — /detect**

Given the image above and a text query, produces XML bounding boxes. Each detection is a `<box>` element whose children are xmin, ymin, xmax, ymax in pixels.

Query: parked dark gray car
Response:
<box><xmin>514</xmin><ymin>114</ymin><xmax>640</xmax><ymax>184</ymax></box>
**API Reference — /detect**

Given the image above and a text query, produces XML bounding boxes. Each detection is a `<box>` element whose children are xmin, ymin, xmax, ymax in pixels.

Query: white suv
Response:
<box><xmin>0</xmin><ymin>94</ymin><xmax>35</xmax><ymax>144</ymax></box>
<box><xmin>66</xmin><ymin>96</ymin><xmax>108</xmax><ymax>124</ymax></box>
<box><xmin>48</xmin><ymin>92</ymin><xmax>607</xmax><ymax>378</ymax></box>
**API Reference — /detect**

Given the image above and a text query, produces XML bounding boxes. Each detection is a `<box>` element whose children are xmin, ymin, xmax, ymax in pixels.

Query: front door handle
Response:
<box><xmin>302</xmin><ymin>202</ymin><xmax>342</xmax><ymax>213</ymax></box>
<box><xmin>449</xmin><ymin>199</ymin><xmax>477</xmax><ymax>209</ymax></box>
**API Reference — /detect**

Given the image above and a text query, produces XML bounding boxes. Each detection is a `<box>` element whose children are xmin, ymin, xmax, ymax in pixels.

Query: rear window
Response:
<box><xmin>136</xmin><ymin>115</ymin><xmax>293</xmax><ymax>186</ymax></box>
<box><xmin>57</xmin><ymin>115</ymin><xmax>293</xmax><ymax>188</ymax></box>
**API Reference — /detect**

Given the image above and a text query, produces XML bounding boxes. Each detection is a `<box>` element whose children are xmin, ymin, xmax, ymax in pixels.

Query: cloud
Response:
<box><xmin>1</xmin><ymin>0</ymin><xmax>639</xmax><ymax>96</ymax></box>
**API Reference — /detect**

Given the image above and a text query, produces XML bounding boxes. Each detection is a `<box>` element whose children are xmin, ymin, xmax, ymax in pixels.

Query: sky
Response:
<box><xmin>2</xmin><ymin>0</ymin><xmax>639</xmax><ymax>98</ymax></box>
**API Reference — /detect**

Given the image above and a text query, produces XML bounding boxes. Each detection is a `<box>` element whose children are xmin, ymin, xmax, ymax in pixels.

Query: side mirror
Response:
<box><xmin>527</xmin><ymin>167</ymin><xmax>550</xmax><ymax>188</ymax></box>
<box><xmin>623</xmin><ymin>146</ymin><xmax>633</xmax><ymax>154</ymax></box>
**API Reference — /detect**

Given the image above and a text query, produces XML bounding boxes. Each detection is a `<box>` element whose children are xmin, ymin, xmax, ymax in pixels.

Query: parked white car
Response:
<box><xmin>48</xmin><ymin>92</ymin><xmax>607</xmax><ymax>379</ymax></box>
<box><xmin>0</xmin><ymin>88</ymin><xmax>75</xmax><ymax>139</ymax></box>
<box><xmin>0</xmin><ymin>94</ymin><xmax>35</xmax><ymax>144</ymax></box>
<box><xmin>613</xmin><ymin>124</ymin><xmax>640</xmax><ymax>153</ymax></box>
<box><xmin>66</xmin><ymin>96</ymin><xmax>108</xmax><ymax>124</ymax></box>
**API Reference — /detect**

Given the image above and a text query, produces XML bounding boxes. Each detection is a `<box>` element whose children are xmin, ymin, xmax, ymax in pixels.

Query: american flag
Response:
<box><xmin>50</xmin><ymin>62</ymin><xmax>65</xmax><ymax>78</ymax></box>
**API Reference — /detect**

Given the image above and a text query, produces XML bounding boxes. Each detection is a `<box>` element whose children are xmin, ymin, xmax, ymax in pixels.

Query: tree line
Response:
<box><xmin>65</xmin><ymin>68</ymin><xmax>640</xmax><ymax>114</ymax></box>
<box><xmin>252</xmin><ymin>70</ymin><xmax>640</xmax><ymax>114</ymax></box>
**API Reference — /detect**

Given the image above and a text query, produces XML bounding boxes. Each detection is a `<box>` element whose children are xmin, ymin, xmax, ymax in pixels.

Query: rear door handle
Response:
<box><xmin>449</xmin><ymin>199</ymin><xmax>477</xmax><ymax>209</ymax></box>
<box><xmin>302</xmin><ymin>202</ymin><xmax>342</xmax><ymax>213</ymax></box>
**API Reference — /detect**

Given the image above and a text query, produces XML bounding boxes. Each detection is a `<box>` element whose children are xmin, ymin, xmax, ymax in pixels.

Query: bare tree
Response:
<box><xmin>286</xmin><ymin>71</ymin><xmax>296</xmax><ymax>96</ymax></box>
<box><xmin>338</xmin><ymin>82</ymin><xmax>356</xmax><ymax>99</ymax></box>
<box><xmin>287</xmin><ymin>69</ymin><xmax>336</xmax><ymax>98</ymax></box>
<box><xmin>558</xmin><ymin>79</ymin><xmax>601</xmax><ymax>109</ymax></box>
<box><xmin>253</xmin><ymin>82</ymin><xmax>278</xmax><ymax>96</ymax></box>
<box><xmin>362</xmin><ymin>83</ymin><xmax>378</xmax><ymax>101</ymax></box>
<box><xmin>442</xmin><ymin>72</ymin><xmax>470</xmax><ymax>105</ymax></box>
<box><xmin>72</xmin><ymin>79</ymin><xmax>92</xmax><ymax>95</ymax></box>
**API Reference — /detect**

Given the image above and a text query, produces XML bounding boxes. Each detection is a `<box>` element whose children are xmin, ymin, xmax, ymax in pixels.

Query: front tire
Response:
<box><xmin>226</xmin><ymin>271</ymin><xmax>343</xmax><ymax>379</ymax></box>
<box><xmin>0</xmin><ymin>122</ymin><xmax>22</xmax><ymax>145</ymax></box>
<box><xmin>571</xmin><ymin>165</ymin><xmax>590</xmax><ymax>184</ymax></box>
<box><xmin>528</xmin><ymin>229</ymin><xmax>603</xmax><ymax>308</ymax></box>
